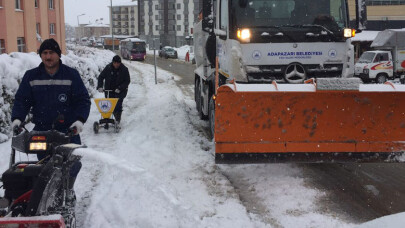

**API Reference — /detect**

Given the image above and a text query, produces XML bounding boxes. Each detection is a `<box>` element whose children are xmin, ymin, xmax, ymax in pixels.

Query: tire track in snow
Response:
<box><xmin>75</xmin><ymin>61</ymin><xmax>147</xmax><ymax>227</ymax></box>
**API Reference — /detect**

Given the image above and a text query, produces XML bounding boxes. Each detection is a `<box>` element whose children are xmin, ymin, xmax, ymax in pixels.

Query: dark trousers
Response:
<box><xmin>105</xmin><ymin>91</ymin><xmax>124</xmax><ymax>120</ymax></box>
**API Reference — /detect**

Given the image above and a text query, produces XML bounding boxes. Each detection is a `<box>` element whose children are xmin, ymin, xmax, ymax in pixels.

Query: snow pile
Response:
<box><xmin>0</xmin><ymin>45</ymin><xmax>115</xmax><ymax>142</ymax></box>
<box><xmin>316</xmin><ymin>78</ymin><xmax>362</xmax><ymax>90</ymax></box>
<box><xmin>0</xmin><ymin>53</ymin><xmax>41</xmax><ymax>141</ymax></box>
<box><xmin>357</xmin><ymin>212</ymin><xmax>405</xmax><ymax>228</ymax></box>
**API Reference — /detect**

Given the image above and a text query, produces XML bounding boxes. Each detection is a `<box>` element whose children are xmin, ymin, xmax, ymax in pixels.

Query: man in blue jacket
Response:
<box><xmin>11</xmin><ymin>38</ymin><xmax>90</xmax><ymax>204</ymax></box>
<box><xmin>11</xmin><ymin>38</ymin><xmax>90</xmax><ymax>143</ymax></box>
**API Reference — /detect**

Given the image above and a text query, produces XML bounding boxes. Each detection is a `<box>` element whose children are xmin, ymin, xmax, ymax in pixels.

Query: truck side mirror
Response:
<box><xmin>202</xmin><ymin>0</ymin><xmax>214</xmax><ymax>33</ymax></box>
<box><xmin>355</xmin><ymin>0</ymin><xmax>367</xmax><ymax>31</ymax></box>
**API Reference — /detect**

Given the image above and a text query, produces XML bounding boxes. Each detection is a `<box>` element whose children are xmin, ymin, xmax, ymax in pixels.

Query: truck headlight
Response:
<box><xmin>344</xmin><ymin>28</ymin><xmax>355</xmax><ymax>38</ymax></box>
<box><xmin>237</xmin><ymin>29</ymin><xmax>251</xmax><ymax>42</ymax></box>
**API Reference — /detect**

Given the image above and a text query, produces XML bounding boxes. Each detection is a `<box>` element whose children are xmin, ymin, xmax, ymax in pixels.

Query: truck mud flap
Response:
<box><xmin>214</xmin><ymin>82</ymin><xmax>405</xmax><ymax>163</ymax></box>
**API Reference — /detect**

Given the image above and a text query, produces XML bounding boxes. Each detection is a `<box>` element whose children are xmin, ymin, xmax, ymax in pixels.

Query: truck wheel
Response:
<box><xmin>195</xmin><ymin>79</ymin><xmax>200</xmax><ymax>111</ymax></box>
<box><xmin>208</xmin><ymin>96</ymin><xmax>215</xmax><ymax>140</ymax></box>
<box><xmin>376</xmin><ymin>74</ymin><xmax>388</xmax><ymax>84</ymax></box>
<box><xmin>195</xmin><ymin>79</ymin><xmax>207</xmax><ymax>120</ymax></box>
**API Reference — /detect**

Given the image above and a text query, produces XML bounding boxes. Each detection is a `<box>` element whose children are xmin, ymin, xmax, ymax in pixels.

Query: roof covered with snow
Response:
<box><xmin>109</xmin><ymin>1</ymin><xmax>138</xmax><ymax>7</ymax></box>
<box><xmin>350</xmin><ymin>30</ymin><xmax>380</xmax><ymax>42</ymax></box>
<box><xmin>371</xmin><ymin>29</ymin><xmax>405</xmax><ymax>48</ymax></box>
<box><xmin>99</xmin><ymin>35</ymin><xmax>135</xmax><ymax>39</ymax></box>
<box><xmin>121</xmin><ymin>38</ymin><xmax>146</xmax><ymax>42</ymax></box>
<box><xmin>84</xmin><ymin>23</ymin><xmax>110</xmax><ymax>28</ymax></box>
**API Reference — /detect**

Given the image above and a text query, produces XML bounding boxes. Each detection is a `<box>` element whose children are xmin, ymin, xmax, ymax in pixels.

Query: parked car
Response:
<box><xmin>159</xmin><ymin>46</ymin><xmax>178</xmax><ymax>59</ymax></box>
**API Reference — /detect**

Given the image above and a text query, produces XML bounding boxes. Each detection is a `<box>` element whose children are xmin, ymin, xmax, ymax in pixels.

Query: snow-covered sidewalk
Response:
<box><xmin>71</xmin><ymin>60</ymin><xmax>353</xmax><ymax>228</ymax></box>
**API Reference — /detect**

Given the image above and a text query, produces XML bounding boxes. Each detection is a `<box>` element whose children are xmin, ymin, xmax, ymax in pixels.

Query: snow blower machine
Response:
<box><xmin>93</xmin><ymin>90</ymin><xmax>120</xmax><ymax>133</ymax></box>
<box><xmin>0</xmin><ymin>121</ymin><xmax>82</xmax><ymax>227</ymax></box>
<box><xmin>195</xmin><ymin>0</ymin><xmax>405</xmax><ymax>163</ymax></box>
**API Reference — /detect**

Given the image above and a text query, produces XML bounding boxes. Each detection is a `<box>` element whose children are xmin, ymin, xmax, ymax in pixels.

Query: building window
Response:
<box><xmin>36</xmin><ymin>23</ymin><xmax>41</xmax><ymax>35</ymax></box>
<box><xmin>155</xmin><ymin>25</ymin><xmax>159</xmax><ymax>31</ymax></box>
<box><xmin>48</xmin><ymin>0</ymin><xmax>54</xmax><ymax>9</ymax></box>
<box><xmin>17</xmin><ymin>37</ymin><xmax>25</xmax><ymax>52</ymax></box>
<box><xmin>155</xmin><ymin>15</ymin><xmax>158</xmax><ymax>20</ymax></box>
<box><xmin>0</xmin><ymin>0</ymin><xmax>3</xmax><ymax>7</ymax></box>
<box><xmin>177</xmin><ymin>25</ymin><xmax>181</xmax><ymax>31</ymax></box>
<box><xmin>155</xmin><ymin>4</ymin><xmax>158</xmax><ymax>10</ymax></box>
<box><xmin>50</xmin><ymin>23</ymin><xmax>55</xmax><ymax>34</ymax></box>
<box><xmin>366</xmin><ymin>0</ymin><xmax>405</xmax><ymax>5</ymax></box>
<box><xmin>15</xmin><ymin>0</ymin><xmax>22</xmax><ymax>10</ymax></box>
<box><xmin>177</xmin><ymin>3</ymin><xmax>181</xmax><ymax>9</ymax></box>
<box><xmin>35</xmin><ymin>0</ymin><xmax>38</xmax><ymax>8</ymax></box>
<box><xmin>177</xmin><ymin>14</ymin><xmax>181</xmax><ymax>20</ymax></box>
<box><xmin>0</xmin><ymin>39</ymin><xmax>5</xmax><ymax>54</ymax></box>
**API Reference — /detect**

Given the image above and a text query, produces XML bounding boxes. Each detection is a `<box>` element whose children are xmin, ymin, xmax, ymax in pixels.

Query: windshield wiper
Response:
<box><xmin>283</xmin><ymin>24</ymin><xmax>337</xmax><ymax>39</ymax></box>
<box><xmin>252</xmin><ymin>25</ymin><xmax>297</xmax><ymax>42</ymax></box>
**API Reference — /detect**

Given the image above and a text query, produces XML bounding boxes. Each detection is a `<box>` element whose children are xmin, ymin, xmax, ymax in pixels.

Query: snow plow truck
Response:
<box><xmin>194</xmin><ymin>0</ymin><xmax>405</xmax><ymax>163</ymax></box>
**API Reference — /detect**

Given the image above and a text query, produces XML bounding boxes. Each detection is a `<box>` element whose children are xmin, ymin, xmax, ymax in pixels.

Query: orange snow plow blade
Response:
<box><xmin>0</xmin><ymin>215</ymin><xmax>65</xmax><ymax>228</ymax></box>
<box><xmin>215</xmin><ymin>79</ymin><xmax>405</xmax><ymax>163</ymax></box>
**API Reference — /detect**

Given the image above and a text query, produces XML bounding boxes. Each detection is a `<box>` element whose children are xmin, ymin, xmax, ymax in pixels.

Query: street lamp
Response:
<box><xmin>110</xmin><ymin>0</ymin><xmax>115</xmax><ymax>51</ymax></box>
<box><xmin>77</xmin><ymin>13</ymin><xmax>85</xmax><ymax>44</ymax></box>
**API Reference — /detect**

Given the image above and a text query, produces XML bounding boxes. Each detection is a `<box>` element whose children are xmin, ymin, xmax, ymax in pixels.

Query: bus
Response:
<box><xmin>120</xmin><ymin>38</ymin><xmax>146</xmax><ymax>61</ymax></box>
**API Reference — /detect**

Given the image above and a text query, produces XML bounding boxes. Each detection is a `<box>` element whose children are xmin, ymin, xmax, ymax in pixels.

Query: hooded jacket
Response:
<box><xmin>12</xmin><ymin>61</ymin><xmax>91</xmax><ymax>132</ymax></box>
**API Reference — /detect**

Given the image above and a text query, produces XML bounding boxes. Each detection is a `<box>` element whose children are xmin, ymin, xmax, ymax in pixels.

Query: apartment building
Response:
<box><xmin>109</xmin><ymin>1</ymin><xmax>139</xmax><ymax>37</ymax></box>
<box><xmin>138</xmin><ymin>0</ymin><xmax>202</xmax><ymax>47</ymax></box>
<box><xmin>0</xmin><ymin>0</ymin><xmax>66</xmax><ymax>54</ymax></box>
<box><xmin>76</xmin><ymin>22</ymin><xmax>110</xmax><ymax>42</ymax></box>
<box><xmin>349</xmin><ymin>0</ymin><xmax>405</xmax><ymax>30</ymax></box>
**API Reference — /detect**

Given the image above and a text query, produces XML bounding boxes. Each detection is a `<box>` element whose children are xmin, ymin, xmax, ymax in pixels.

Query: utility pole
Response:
<box><xmin>77</xmin><ymin>14</ymin><xmax>85</xmax><ymax>44</ymax></box>
<box><xmin>110</xmin><ymin>0</ymin><xmax>115</xmax><ymax>51</ymax></box>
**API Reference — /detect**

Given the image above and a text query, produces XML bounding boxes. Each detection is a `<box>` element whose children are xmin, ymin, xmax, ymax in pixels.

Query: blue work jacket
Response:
<box><xmin>12</xmin><ymin>61</ymin><xmax>91</xmax><ymax>133</ymax></box>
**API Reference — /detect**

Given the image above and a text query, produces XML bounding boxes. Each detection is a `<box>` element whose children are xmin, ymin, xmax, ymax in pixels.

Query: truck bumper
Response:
<box><xmin>355</xmin><ymin>73</ymin><xmax>370</xmax><ymax>81</ymax></box>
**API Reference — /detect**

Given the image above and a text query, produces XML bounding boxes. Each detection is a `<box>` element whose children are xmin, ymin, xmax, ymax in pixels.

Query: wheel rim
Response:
<box><xmin>377</xmin><ymin>75</ymin><xmax>387</xmax><ymax>83</ymax></box>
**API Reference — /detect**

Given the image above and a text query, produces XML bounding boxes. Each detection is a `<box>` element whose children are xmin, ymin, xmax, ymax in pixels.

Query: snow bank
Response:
<box><xmin>0</xmin><ymin>45</ymin><xmax>115</xmax><ymax>142</ymax></box>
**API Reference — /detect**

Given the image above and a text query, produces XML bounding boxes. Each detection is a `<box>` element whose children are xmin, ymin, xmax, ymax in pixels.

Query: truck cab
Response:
<box><xmin>354</xmin><ymin>51</ymin><xmax>393</xmax><ymax>83</ymax></box>
<box><xmin>194</xmin><ymin>0</ymin><xmax>367</xmax><ymax>138</ymax></box>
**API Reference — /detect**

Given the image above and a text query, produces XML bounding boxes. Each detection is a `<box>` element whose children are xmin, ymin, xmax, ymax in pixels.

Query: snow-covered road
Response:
<box><xmin>71</xmin><ymin>60</ymin><xmax>352</xmax><ymax>228</ymax></box>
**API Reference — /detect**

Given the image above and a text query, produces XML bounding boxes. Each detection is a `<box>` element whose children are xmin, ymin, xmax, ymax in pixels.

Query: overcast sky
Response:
<box><xmin>64</xmin><ymin>0</ymin><xmax>131</xmax><ymax>26</ymax></box>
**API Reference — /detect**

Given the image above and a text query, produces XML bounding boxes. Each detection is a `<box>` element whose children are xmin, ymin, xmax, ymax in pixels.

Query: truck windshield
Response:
<box><xmin>231</xmin><ymin>0</ymin><xmax>348</xmax><ymax>34</ymax></box>
<box><xmin>358</xmin><ymin>52</ymin><xmax>376</xmax><ymax>63</ymax></box>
